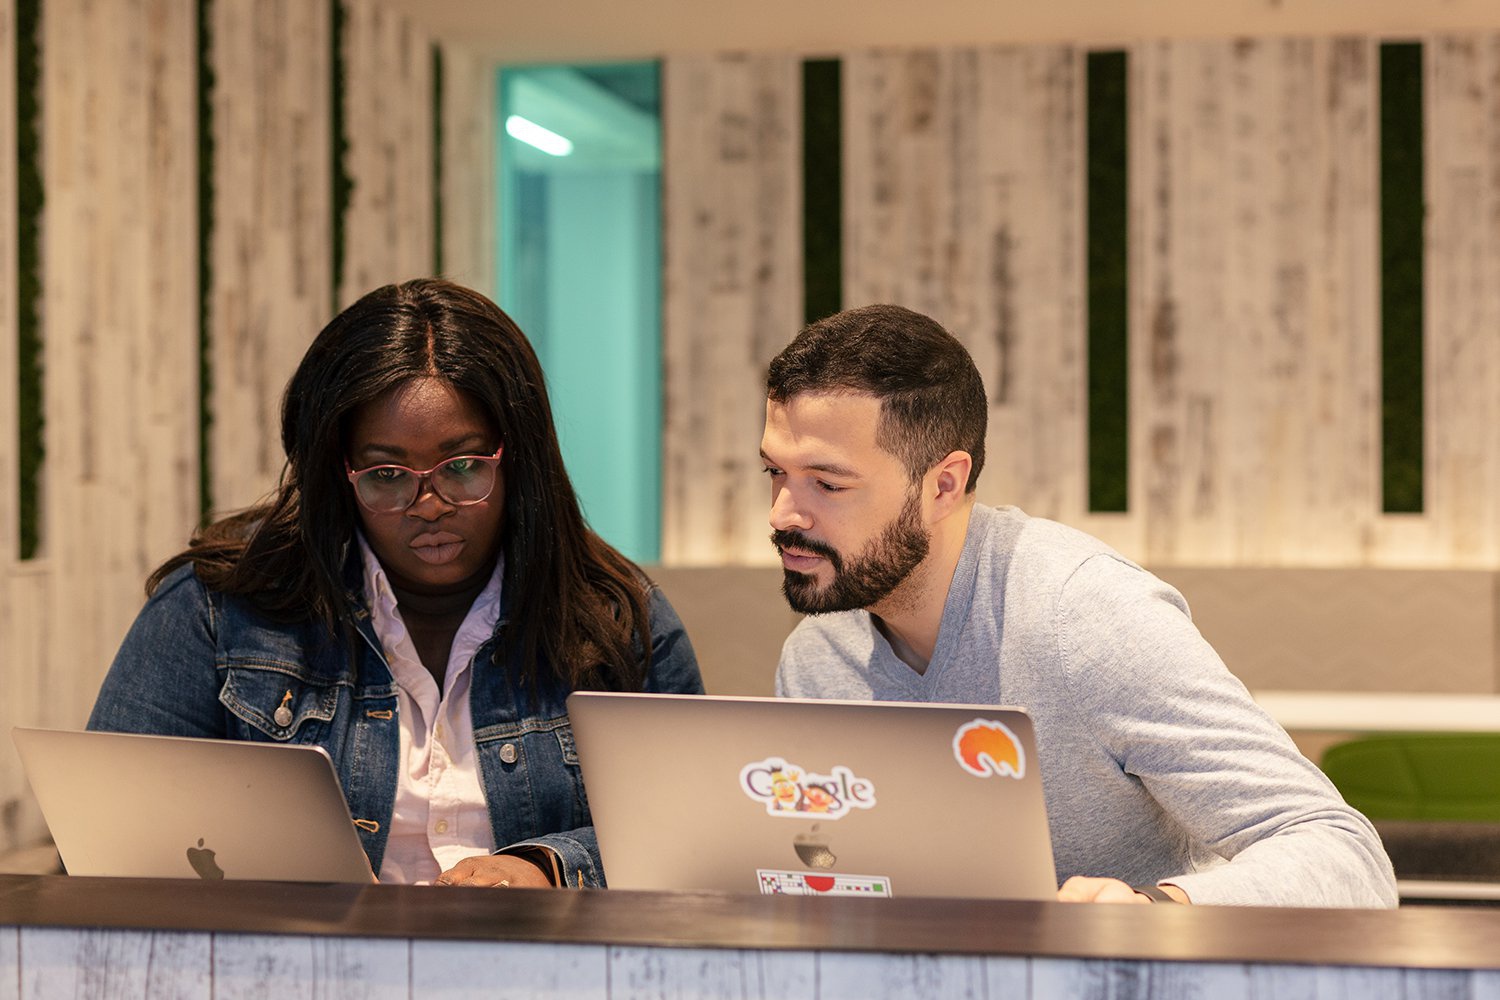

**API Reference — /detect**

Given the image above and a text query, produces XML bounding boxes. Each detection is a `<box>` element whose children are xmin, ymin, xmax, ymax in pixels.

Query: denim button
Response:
<box><xmin>499</xmin><ymin>743</ymin><xmax>518</xmax><ymax>764</ymax></box>
<box><xmin>273</xmin><ymin>706</ymin><xmax>293</xmax><ymax>727</ymax></box>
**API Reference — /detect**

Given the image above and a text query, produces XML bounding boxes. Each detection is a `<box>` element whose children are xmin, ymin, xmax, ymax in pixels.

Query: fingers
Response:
<box><xmin>433</xmin><ymin>853</ymin><xmax>553</xmax><ymax>888</ymax></box>
<box><xmin>435</xmin><ymin>857</ymin><xmax>509</xmax><ymax>887</ymax></box>
<box><xmin>1057</xmin><ymin>875</ymin><xmax>1152</xmax><ymax>904</ymax></box>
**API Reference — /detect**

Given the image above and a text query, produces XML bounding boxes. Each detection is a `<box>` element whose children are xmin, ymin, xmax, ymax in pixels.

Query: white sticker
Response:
<box><xmin>739</xmin><ymin>758</ymin><xmax>877</xmax><ymax>818</ymax></box>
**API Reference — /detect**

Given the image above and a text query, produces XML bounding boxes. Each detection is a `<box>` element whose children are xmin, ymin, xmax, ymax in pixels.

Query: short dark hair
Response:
<box><xmin>766</xmin><ymin>304</ymin><xmax>987</xmax><ymax>491</ymax></box>
<box><xmin>152</xmin><ymin>278</ymin><xmax>652</xmax><ymax>691</ymax></box>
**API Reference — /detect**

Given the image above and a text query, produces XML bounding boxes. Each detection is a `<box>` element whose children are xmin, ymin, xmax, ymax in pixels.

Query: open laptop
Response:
<box><xmin>567</xmin><ymin>692</ymin><xmax>1057</xmax><ymax>899</ymax></box>
<box><xmin>12</xmin><ymin>728</ymin><xmax>376</xmax><ymax>883</ymax></box>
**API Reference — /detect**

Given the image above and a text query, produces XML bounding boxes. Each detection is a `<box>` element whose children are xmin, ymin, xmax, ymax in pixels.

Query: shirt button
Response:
<box><xmin>499</xmin><ymin>743</ymin><xmax>518</xmax><ymax>764</ymax></box>
<box><xmin>435</xmin><ymin>820</ymin><xmax>449</xmax><ymax>834</ymax></box>
<box><xmin>435</xmin><ymin>723</ymin><xmax>445</xmax><ymax>741</ymax></box>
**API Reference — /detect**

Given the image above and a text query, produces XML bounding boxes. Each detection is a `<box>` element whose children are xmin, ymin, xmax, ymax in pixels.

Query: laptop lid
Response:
<box><xmin>567</xmin><ymin>692</ymin><xmax>1057</xmax><ymax>899</ymax></box>
<box><xmin>12</xmin><ymin>728</ymin><xmax>376</xmax><ymax>883</ymax></box>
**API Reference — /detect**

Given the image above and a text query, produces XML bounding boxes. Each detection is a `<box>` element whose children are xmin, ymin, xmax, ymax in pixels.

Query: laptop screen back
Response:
<box><xmin>12</xmin><ymin>728</ymin><xmax>376</xmax><ymax>883</ymax></box>
<box><xmin>567</xmin><ymin>692</ymin><xmax>1057</xmax><ymax>899</ymax></box>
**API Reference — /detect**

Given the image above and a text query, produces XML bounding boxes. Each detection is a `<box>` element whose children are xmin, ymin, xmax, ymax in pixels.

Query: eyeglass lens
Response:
<box><xmin>354</xmin><ymin>456</ymin><xmax>496</xmax><ymax>512</ymax></box>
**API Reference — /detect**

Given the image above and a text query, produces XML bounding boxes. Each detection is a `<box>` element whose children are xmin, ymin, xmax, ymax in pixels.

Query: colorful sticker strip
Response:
<box><xmin>757</xmin><ymin>869</ymin><xmax>892</xmax><ymax>896</ymax></box>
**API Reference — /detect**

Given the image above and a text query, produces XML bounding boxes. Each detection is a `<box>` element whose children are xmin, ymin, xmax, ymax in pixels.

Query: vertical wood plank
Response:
<box><xmin>1303</xmin><ymin>37</ymin><xmax>1382</xmax><ymax>563</ymax></box>
<box><xmin>0</xmin><ymin>0</ymin><xmax>36</xmax><ymax>855</ymax></box>
<box><xmin>411</xmin><ymin>939</ymin><xmax>607</xmax><ymax>998</ymax></box>
<box><xmin>1419</xmin><ymin>34</ymin><xmax>1500</xmax><ymax>566</ymax></box>
<box><xmin>41</xmin><ymin>0</ymin><xmax>199</xmax><ymax>727</ymax></box>
<box><xmin>1473</xmin><ymin>969</ymin><xmax>1500</xmax><ymax>999</ymax></box>
<box><xmin>814</xmin><ymin>951</ymin><xmax>988</xmax><ymax>999</ymax></box>
<box><xmin>1132</xmin><ymin>37</ymin><xmax>1379</xmax><ymax>566</ymax></box>
<box><xmin>982</xmin><ymin>956</ymin><xmax>1031</xmax><ymax>996</ymax></box>
<box><xmin>438</xmin><ymin>43</ymin><xmax>497</xmax><ymax>298</ymax></box>
<box><xmin>661</xmin><ymin>53</ymin><xmax>802</xmax><ymax>564</ymax></box>
<box><xmin>609</xmin><ymin>946</ymin><xmax>815</xmax><ymax>1000</ymax></box>
<box><xmin>1400</xmin><ymin>968</ymin><xmax>1486</xmax><ymax>999</ymax></box>
<box><xmin>209</xmin><ymin>0</ymin><xmax>333</xmax><ymax>512</ymax></box>
<box><xmin>974</xmin><ymin>47</ymin><xmax>1091</xmax><ymax>531</ymax></box>
<box><xmin>20</xmin><ymin>928</ymin><xmax>210</xmax><ymax>1000</ymax></box>
<box><xmin>212</xmin><ymin>934</ymin><xmax>408</xmax><ymax>1000</ymax></box>
<box><xmin>340</xmin><ymin>0</ymin><xmax>434</xmax><ymax>306</ymax></box>
<box><xmin>1131</xmin><ymin>38</ymin><xmax>1233</xmax><ymax>564</ymax></box>
<box><xmin>0</xmin><ymin>927</ymin><xmax>16</xmax><ymax>1000</ymax></box>
<box><xmin>1</xmin><ymin>566</ymin><xmax>50</xmax><ymax>850</ymax></box>
<box><xmin>843</xmin><ymin>49</ymin><xmax>981</xmax><ymax>327</ymax></box>
<box><xmin>1032</xmin><ymin>958</ymin><xmax>1256</xmax><ymax>999</ymax></box>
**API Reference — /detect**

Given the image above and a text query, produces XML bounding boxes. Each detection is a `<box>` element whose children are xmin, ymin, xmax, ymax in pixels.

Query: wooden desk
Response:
<box><xmin>1252</xmin><ymin>690</ymin><xmax>1500</xmax><ymax>732</ymax></box>
<box><xmin>2</xmin><ymin>874</ymin><xmax>1497</xmax><ymax>998</ymax></box>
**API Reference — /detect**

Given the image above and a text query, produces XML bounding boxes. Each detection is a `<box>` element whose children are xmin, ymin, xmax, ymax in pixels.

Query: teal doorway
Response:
<box><xmin>498</xmin><ymin>63</ymin><xmax>662</xmax><ymax>563</ymax></box>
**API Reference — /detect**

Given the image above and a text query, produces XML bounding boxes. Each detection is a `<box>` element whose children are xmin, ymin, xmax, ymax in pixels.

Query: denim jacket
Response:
<box><xmin>87</xmin><ymin>562</ymin><xmax>704</xmax><ymax>886</ymax></box>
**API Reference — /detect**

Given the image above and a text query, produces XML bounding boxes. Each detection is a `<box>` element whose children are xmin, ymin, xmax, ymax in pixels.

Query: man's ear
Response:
<box><xmin>928</xmin><ymin>450</ymin><xmax>973</xmax><ymax>518</ymax></box>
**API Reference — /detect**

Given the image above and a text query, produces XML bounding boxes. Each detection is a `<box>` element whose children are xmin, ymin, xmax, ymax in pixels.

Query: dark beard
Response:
<box><xmin>772</xmin><ymin>491</ymin><xmax>930</xmax><ymax>615</ymax></box>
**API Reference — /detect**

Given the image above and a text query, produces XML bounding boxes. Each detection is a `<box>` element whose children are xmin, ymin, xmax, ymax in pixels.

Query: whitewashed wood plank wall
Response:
<box><xmin>1128</xmin><ymin>38</ymin><xmax>1383</xmax><ymax>565</ymax></box>
<box><xmin>663</xmin><ymin>31</ymin><xmax>1500</xmax><ymax>569</ymax></box>
<box><xmin>209</xmin><ymin>0</ymin><xmax>334</xmax><ymax>514</ymax></box>
<box><xmin>0</xmin><ymin>0</ymin><xmax>447</xmax><ymax>854</ymax></box>
<box><xmin>0</xmin><ymin>0</ymin><xmax>202</xmax><ymax>855</ymax></box>
<box><xmin>1420</xmin><ymin>35</ymin><xmax>1500</xmax><ymax>566</ymax></box>
<box><xmin>661</xmin><ymin>54</ymin><xmax>803</xmax><ymax>563</ymax></box>
<box><xmin>3</xmin><ymin>11</ymin><xmax>1500</xmax><ymax>844</ymax></box>
<box><xmin>439</xmin><ymin>44</ymin><xmax>498</xmax><ymax>298</ymax></box>
<box><xmin>339</xmin><ymin>0</ymin><xmax>435</xmax><ymax>308</ymax></box>
<box><xmin>3</xmin><ymin>928</ymin><xmax>1500</xmax><ymax>999</ymax></box>
<box><xmin>37</xmin><ymin>0</ymin><xmax>201</xmax><ymax>738</ymax></box>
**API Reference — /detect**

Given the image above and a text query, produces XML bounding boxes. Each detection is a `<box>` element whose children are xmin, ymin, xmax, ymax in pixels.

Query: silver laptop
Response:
<box><xmin>12</xmin><ymin>728</ymin><xmax>376</xmax><ymax>883</ymax></box>
<box><xmin>567</xmin><ymin>692</ymin><xmax>1057</xmax><ymax>899</ymax></box>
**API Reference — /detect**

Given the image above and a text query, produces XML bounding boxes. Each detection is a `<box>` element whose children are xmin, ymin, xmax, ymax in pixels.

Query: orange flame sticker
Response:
<box><xmin>953</xmin><ymin>719</ymin><xmax>1025</xmax><ymax>779</ymax></box>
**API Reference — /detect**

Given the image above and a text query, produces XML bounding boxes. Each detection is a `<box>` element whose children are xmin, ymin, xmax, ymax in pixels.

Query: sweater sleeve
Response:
<box><xmin>1055</xmin><ymin>554</ymin><xmax>1397</xmax><ymax>908</ymax></box>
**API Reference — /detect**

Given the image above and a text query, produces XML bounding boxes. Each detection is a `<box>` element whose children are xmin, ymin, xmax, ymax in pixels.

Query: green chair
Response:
<box><xmin>1319</xmin><ymin>734</ymin><xmax>1500</xmax><ymax>822</ymax></box>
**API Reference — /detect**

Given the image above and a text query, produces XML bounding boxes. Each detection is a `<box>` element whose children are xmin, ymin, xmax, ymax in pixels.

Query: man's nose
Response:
<box><xmin>769</xmin><ymin>485</ymin><xmax>810</xmax><ymax>532</ymax></box>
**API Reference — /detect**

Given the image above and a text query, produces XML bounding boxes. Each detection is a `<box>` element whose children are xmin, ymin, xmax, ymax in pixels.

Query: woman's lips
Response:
<box><xmin>410</xmin><ymin>532</ymin><xmax>465</xmax><ymax>566</ymax></box>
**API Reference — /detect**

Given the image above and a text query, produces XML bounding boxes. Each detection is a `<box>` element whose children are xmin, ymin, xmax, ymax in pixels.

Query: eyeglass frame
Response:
<box><xmin>344</xmin><ymin>446</ymin><xmax>504</xmax><ymax>513</ymax></box>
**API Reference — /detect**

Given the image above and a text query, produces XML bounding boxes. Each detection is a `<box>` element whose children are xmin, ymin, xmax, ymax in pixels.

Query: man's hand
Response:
<box><xmin>434</xmin><ymin>853</ymin><xmax>553</xmax><ymax>888</ymax></box>
<box><xmin>1057</xmin><ymin>876</ymin><xmax>1189</xmax><ymax>904</ymax></box>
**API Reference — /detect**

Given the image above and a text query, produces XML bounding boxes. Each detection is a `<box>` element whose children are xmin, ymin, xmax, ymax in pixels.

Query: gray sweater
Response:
<box><xmin>776</xmin><ymin>504</ymin><xmax>1398</xmax><ymax>907</ymax></box>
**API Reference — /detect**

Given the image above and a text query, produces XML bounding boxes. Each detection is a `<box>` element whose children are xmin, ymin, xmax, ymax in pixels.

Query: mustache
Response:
<box><xmin>770</xmin><ymin>529</ymin><xmax>842</xmax><ymax>568</ymax></box>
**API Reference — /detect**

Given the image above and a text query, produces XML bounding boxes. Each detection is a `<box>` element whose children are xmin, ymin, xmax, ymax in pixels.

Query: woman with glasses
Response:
<box><xmin>88</xmin><ymin>278</ymin><xmax>703</xmax><ymax>888</ymax></box>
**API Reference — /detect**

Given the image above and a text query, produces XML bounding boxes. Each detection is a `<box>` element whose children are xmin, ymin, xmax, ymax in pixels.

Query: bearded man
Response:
<box><xmin>759</xmin><ymin>304</ymin><xmax>1396</xmax><ymax>909</ymax></box>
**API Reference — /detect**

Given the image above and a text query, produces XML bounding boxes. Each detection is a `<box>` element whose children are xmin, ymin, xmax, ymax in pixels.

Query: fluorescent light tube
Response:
<box><xmin>505</xmin><ymin>115</ymin><xmax>574</xmax><ymax>157</ymax></box>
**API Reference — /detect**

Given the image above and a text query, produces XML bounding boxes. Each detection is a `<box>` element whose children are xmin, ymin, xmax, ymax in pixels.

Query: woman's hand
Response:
<box><xmin>434</xmin><ymin>852</ymin><xmax>553</xmax><ymax>888</ymax></box>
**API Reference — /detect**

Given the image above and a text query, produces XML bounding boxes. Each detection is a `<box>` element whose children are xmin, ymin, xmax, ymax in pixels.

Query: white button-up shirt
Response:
<box><xmin>358</xmin><ymin>535</ymin><xmax>501</xmax><ymax>885</ymax></box>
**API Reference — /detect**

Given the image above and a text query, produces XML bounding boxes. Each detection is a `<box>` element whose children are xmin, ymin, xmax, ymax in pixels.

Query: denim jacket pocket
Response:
<box><xmin>476</xmin><ymin>714</ymin><xmax>590</xmax><ymax>827</ymax></box>
<box><xmin>552</xmin><ymin>721</ymin><xmax>581</xmax><ymax>766</ymax></box>
<box><xmin>220</xmin><ymin>664</ymin><xmax>341</xmax><ymax>743</ymax></box>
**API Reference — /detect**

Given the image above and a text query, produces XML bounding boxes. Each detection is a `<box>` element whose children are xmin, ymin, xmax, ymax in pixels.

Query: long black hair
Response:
<box><xmin>152</xmin><ymin>279</ymin><xmax>651</xmax><ymax>690</ymax></box>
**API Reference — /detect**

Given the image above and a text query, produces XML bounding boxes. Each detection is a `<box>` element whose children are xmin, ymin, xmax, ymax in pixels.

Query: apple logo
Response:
<box><xmin>793</xmin><ymin>824</ymin><xmax>837</xmax><ymax>870</ymax></box>
<box><xmin>186</xmin><ymin>838</ymin><xmax>225</xmax><ymax>880</ymax></box>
